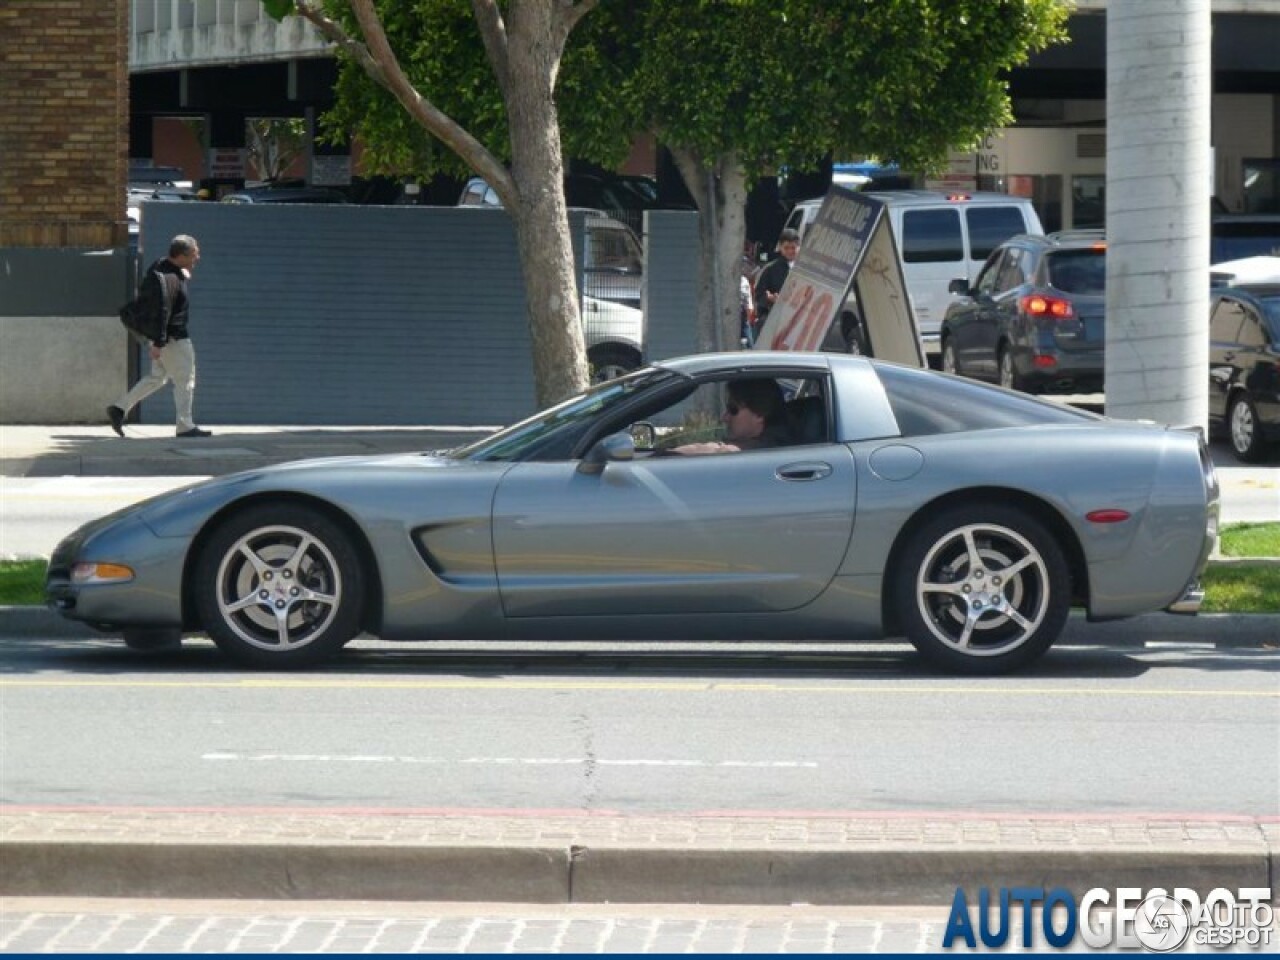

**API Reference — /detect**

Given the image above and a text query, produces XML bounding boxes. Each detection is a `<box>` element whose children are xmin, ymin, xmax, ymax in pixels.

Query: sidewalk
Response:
<box><xmin>2</xmin><ymin>807</ymin><xmax>1276</xmax><ymax>905</ymax></box>
<box><xmin>0</xmin><ymin>424</ymin><xmax>495</xmax><ymax>478</ymax></box>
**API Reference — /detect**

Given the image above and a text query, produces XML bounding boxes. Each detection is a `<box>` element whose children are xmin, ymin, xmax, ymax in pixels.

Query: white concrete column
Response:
<box><xmin>1105</xmin><ymin>0</ymin><xmax>1212</xmax><ymax>430</ymax></box>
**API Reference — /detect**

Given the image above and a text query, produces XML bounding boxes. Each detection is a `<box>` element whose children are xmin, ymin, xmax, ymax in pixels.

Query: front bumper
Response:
<box><xmin>45</xmin><ymin>513</ymin><xmax>187</xmax><ymax>629</ymax></box>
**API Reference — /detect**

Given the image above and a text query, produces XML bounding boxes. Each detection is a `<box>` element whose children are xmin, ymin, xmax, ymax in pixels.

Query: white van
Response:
<box><xmin>782</xmin><ymin>190</ymin><xmax>1042</xmax><ymax>357</ymax></box>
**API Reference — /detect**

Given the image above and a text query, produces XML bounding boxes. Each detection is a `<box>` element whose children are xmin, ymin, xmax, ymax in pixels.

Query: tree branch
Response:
<box><xmin>470</xmin><ymin>0</ymin><xmax>509</xmax><ymax>96</ymax></box>
<box><xmin>292</xmin><ymin>0</ymin><xmax>515</xmax><ymax>201</ymax></box>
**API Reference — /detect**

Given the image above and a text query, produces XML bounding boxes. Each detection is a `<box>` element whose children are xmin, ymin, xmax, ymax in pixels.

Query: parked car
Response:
<box><xmin>940</xmin><ymin>230</ymin><xmax>1107</xmax><ymax>394</ymax></box>
<box><xmin>457</xmin><ymin>192</ymin><xmax>646</xmax><ymax>377</ymax></box>
<box><xmin>458</xmin><ymin>172</ymin><xmax>681</xmax><ymax>235</ymax></box>
<box><xmin>221</xmin><ymin>184</ymin><xmax>349</xmax><ymax>204</ymax></box>
<box><xmin>1208</xmin><ymin>269</ymin><xmax>1280</xmax><ymax>462</ymax></box>
<box><xmin>47</xmin><ymin>351</ymin><xmax>1217</xmax><ymax>676</ymax></box>
<box><xmin>783</xmin><ymin>191</ymin><xmax>1042</xmax><ymax>357</ymax></box>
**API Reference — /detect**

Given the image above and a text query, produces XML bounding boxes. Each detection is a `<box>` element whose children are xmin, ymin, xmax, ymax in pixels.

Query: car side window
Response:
<box><xmin>973</xmin><ymin>250</ymin><xmax>1007</xmax><ymax>295</ymax></box>
<box><xmin>1238</xmin><ymin>309</ymin><xmax>1268</xmax><ymax>348</ymax></box>
<box><xmin>629</xmin><ymin>376</ymin><xmax>829</xmax><ymax>453</ymax></box>
<box><xmin>994</xmin><ymin>248</ymin><xmax>1027</xmax><ymax>293</ymax></box>
<box><xmin>901</xmin><ymin>209</ymin><xmax>963</xmax><ymax>263</ymax></box>
<box><xmin>967</xmin><ymin>207</ymin><xmax>1029</xmax><ymax>261</ymax></box>
<box><xmin>1210</xmin><ymin>300</ymin><xmax>1246</xmax><ymax>343</ymax></box>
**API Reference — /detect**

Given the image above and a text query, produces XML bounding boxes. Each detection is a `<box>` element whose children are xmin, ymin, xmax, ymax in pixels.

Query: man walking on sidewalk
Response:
<box><xmin>107</xmin><ymin>234</ymin><xmax>211</xmax><ymax>438</ymax></box>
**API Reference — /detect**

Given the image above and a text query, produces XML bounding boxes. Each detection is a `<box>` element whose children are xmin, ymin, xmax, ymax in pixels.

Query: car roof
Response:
<box><xmin>795</xmin><ymin>190</ymin><xmax>1035</xmax><ymax>210</ymax></box>
<box><xmin>1219</xmin><ymin>283</ymin><xmax>1280</xmax><ymax>296</ymax></box>
<box><xmin>1007</xmin><ymin>229</ymin><xmax>1106</xmax><ymax>251</ymax></box>
<box><xmin>654</xmin><ymin>351</ymin><xmax>837</xmax><ymax>377</ymax></box>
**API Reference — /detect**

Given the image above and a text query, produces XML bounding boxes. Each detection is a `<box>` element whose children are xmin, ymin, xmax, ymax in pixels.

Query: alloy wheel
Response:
<box><xmin>214</xmin><ymin>524</ymin><xmax>343</xmax><ymax>652</ymax></box>
<box><xmin>914</xmin><ymin>522</ymin><xmax>1050</xmax><ymax>657</ymax></box>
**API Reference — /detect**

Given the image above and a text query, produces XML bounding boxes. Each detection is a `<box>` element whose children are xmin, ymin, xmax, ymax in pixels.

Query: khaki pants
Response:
<box><xmin>115</xmin><ymin>338</ymin><xmax>197</xmax><ymax>433</ymax></box>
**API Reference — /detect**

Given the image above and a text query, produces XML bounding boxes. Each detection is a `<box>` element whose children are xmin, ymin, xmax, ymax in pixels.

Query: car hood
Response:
<box><xmin>132</xmin><ymin>451</ymin><xmax>507</xmax><ymax>539</ymax></box>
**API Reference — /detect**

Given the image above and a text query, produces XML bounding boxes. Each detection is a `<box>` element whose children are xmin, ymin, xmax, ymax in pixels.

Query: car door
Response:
<box><xmin>949</xmin><ymin>250</ymin><xmax>1008</xmax><ymax>374</ymax></box>
<box><xmin>986</xmin><ymin>247</ymin><xmax>1032</xmax><ymax>378</ymax></box>
<box><xmin>491</xmin><ymin>381</ymin><xmax>857</xmax><ymax>618</ymax></box>
<box><xmin>1209</xmin><ymin>296</ymin><xmax>1247</xmax><ymax>422</ymax></box>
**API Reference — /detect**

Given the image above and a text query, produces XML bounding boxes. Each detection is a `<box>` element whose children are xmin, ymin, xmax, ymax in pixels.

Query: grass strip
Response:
<box><xmin>1218</xmin><ymin>522</ymin><xmax>1280</xmax><ymax>559</ymax></box>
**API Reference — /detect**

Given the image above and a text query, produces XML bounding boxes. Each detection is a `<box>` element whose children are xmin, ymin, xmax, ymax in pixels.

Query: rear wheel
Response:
<box><xmin>998</xmin><ymin>346</ymin><xmax>1025</xmax><ymax>392</ymax></box>
<box><xmin>194</xmin><ymin>503</ymin><xmax>364</xmax><ymax>668</ymax></box>
<box><xmin>894</xmin><ymin>503</ymin><xmax>1071</xmax><ymax>675</ymax></box>
<box><xmin>1228</xmin><ymin>394</ymin><xmax>1268</xmax><ymax>462</ymax></box>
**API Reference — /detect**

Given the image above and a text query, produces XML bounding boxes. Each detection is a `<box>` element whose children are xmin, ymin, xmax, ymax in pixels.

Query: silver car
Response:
<box><xmin>47</xmin><ymin>353</ymin><xmax>1218</xmax><ymax>675</ymax></box>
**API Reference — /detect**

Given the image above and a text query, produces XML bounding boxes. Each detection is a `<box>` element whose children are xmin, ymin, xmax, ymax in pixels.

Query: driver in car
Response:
<box><xmin>675</xmin><ymin>378</ymin><xmax>789</xmax><ymax>455</ymax></box>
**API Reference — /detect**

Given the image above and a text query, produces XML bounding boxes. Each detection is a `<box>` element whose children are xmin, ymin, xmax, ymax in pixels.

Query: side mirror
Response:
<box><xmin>629</xmin><ymin>421</ymin><xmax>656</xmax><ymax>451</ymax></box>
<box><xmin>948</xmin><ymin>277</ymin><xmax>970</xmax><ymax>296</ymax></box>
<box><xmin>578</xmin><ymin>431</ymin><xmax>635</xmax><ymax>475</ymax></box>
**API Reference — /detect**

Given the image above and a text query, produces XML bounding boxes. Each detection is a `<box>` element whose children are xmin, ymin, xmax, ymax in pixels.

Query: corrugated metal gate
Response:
<box><xmin>137</xmin><ymin>204</ymin><xmax>700</xmax><ymax>427</ymax></box>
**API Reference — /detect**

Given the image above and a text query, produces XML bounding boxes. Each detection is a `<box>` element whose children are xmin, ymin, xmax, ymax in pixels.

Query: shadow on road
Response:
<box><xmin>1</xmin><ymin>634</ymin><xmax>1274</xmax><ymax>680</ymax></box>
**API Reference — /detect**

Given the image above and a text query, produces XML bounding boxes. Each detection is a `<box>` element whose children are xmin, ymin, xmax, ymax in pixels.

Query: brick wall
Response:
<box><xmin>0</xmin><ymin>0</ymin><xmax>129</xmax><ymax>248</ymax></box>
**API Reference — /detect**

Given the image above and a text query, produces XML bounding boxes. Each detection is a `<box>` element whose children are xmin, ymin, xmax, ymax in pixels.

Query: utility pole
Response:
<box><xmin>1105</xmin><ymin>0</ymin><xmax>1212</xmax><ymax>431</ymax></box>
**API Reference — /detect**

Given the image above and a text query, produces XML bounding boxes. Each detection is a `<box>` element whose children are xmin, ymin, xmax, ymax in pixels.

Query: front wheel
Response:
<box><xmin>941</xmin><ymin>339</ymin><xmax>960</xmax><ymax>376</ymax></box>
<box><xmin>894</xmin><ymin>503</ymin><xmax>1071</xmax><ymax>674</ymax></box>
<box><xmin>194</xmin><ymin>503</ymin><xmax>365</xmax><ymax>668</ymax></box>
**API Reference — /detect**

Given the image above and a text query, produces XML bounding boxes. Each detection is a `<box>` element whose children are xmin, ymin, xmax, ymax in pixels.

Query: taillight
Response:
<box><xmin>1020</xmin><ymin>294</ymin><xmax>1074</xmax><ymax>319</ymax></box>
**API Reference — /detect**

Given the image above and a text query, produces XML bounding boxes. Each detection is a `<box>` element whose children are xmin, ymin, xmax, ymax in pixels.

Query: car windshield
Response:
<box><xmin>451</xmin><ymin>366</ymin><xmax>679</xmax><ymax>462</ymax></box>
<box><xmin>1046</xmin><ymin>250</ymin><xmax>1105</xmax><ymax>294</ymax></box>
<box><xmin>588</xmin><ymin>225</ymin><xmax>643</xmax><ymax>273</ymax></box>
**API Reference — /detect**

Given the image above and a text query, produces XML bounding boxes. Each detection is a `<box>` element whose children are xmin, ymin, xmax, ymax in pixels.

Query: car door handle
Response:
<box><xmin>776</xmin><ymin>461</ymin><xmax>833</xmax><ymax>481</ymax></box>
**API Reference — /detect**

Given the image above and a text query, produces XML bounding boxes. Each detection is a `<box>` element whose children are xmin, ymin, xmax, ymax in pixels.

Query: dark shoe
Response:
<box><xmin>176</xmin><ymin>427</ymin><xmax>212</xmax><ymax>438</ymax></box>
<box><xmin>106</xmin><ymin>405</ymin><xmax>125</xmax><ymax>437</ymax></box>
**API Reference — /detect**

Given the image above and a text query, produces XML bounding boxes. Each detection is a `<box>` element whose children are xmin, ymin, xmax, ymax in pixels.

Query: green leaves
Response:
<box><xmin>261</xmin><ymin>0</ymin><xmax>295</xmax><ymax>22</ymax></box>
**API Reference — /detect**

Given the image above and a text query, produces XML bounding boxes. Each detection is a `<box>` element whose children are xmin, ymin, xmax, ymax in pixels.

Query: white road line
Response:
<box><xmin>202</xmin><ymin>752</ymin><xmax>817</xmax><ymax>769</ymax></box>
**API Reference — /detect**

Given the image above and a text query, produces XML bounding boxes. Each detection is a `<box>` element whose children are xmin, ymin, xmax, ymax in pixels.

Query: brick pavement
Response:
<box><xmin>0</xmin><ymin>899</ymin><xmax>1061</xmax><ymax>954</ymax></box>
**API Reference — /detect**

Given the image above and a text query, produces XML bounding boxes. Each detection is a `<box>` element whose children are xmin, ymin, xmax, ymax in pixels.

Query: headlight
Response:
<box><xmin>71</xmin><ymin>562</ymin><xmax>135</xmax><ymax>585</ymax></box>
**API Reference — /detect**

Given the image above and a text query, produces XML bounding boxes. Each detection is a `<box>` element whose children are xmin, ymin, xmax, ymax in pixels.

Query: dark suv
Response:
<box><xmin>940</xmin><ymin>231</ymin><xmax>1106</xmax><ymax>393</ymax></box>
<box><xmin>1209</xmin><ymin>279</ymin><xmax>1280</xmax><ymax>462</ymax></box>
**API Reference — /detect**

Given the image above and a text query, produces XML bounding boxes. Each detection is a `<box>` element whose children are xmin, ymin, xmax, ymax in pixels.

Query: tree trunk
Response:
<box><xmin>503</xmin><ymin>3</ymin><xmax>589</xmax><ymax>408</ymax></box>
<box><xmin>670</xmin><ymin>147</ymin><xmax>750</xmax><ymax>358</ymax></box>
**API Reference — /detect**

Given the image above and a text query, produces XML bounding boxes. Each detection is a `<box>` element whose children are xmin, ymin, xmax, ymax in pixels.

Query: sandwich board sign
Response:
<box><xmin>755</xmin><ymin>186</ymin><xmax>925</xmax><ymax>367</ymax></box>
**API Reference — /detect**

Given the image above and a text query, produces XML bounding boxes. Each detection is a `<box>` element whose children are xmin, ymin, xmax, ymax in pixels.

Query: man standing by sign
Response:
<box><xmin>755</xmin><ymin>186</ymin><xmax>925</xmax><ymax>367</ymax></box>
<box><xmin>754</xmin><ymin>228</ymin><xmax>800</xmax><ymax>329</ymax></box>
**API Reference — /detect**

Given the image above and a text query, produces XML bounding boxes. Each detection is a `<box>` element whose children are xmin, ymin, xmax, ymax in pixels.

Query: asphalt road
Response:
<box><xmin>2</xmin><ymin>634</ymin><xmax>1276</xmax><ymax>816</ymax></box>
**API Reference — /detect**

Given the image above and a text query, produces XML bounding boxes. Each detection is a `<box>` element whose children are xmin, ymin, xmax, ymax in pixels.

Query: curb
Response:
<box><xmin>3</xmin><ymin>605</ymin><xmax>1278</xmax><ymax>644</ymax></box>
<box><xmin>1</xmin><ymin>813</ymin><xmax>1275</xmax><ymax>905</ymax></box>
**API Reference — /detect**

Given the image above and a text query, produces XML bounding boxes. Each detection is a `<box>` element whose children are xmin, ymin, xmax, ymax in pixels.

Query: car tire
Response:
<box><xmin>1228</xmin><ymin>393</ymin><xmax>1268</xmax><ymax>463</ymax></box>
<box><xmin>589</xmin><ymin>345</ymin><xmax>642</xmax><ymax>383</ymax></box>
<box><xmin>941</xmin><ymin>339</ymin><xmax>960</xmax><ymax>376</ymax></box>
<box><xmin>194</xmin><ymin>503</ymin><xmax>364</xmax><ymax>669</ymax></box>
<box><xmin>122</xmin><ymin>627</ymin><xmax>183</xmax><ymax>652</ymax></box>
<box><xmin>894</xmin><ymin>503</ymin><xmax>1071</xmax><ymax>675</ymax></box>
<box><xmin>998</xmin><ymin>346</ymin><xmax>1025</xmax><ymax>392</ymax></box>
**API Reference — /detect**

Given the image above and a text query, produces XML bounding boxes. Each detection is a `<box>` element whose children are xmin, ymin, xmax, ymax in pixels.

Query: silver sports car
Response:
<box><xmin>47</xmin><ymin>352</ymin><xmax>1218</xmax><ymax>675</ymax></box>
